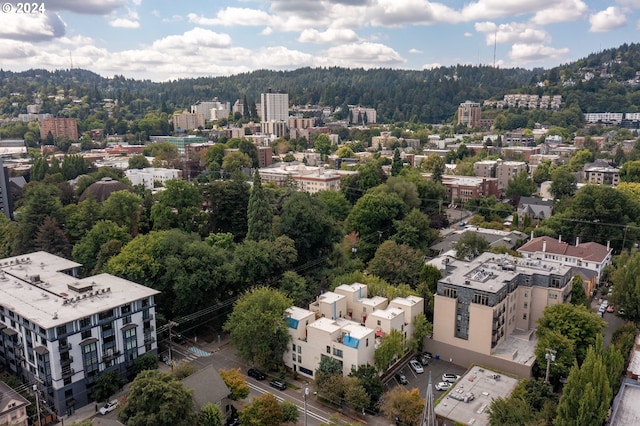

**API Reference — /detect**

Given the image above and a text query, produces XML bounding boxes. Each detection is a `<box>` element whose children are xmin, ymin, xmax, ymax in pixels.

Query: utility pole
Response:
<box><xmin>168</xmin><ymin>321</ymin><xmax>178</xmax><ymax>370</ymax></box>
<box><xmin>544</xmin><ymin>348</ymin><xmax>556</xmax><ymax>383</ymax></box>
<box><xmin>33</xmin><ymin>383</ymin><xmax>41</xmax><ymax>426</ymax></box>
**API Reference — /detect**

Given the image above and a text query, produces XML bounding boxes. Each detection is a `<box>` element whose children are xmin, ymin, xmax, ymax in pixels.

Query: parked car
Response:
<box><xmin>409</xmin><ymin>359</ymin><xmax>424</xmax><ymax>374</ymax></box>
<box><xmin>269</xmin><ymin>379</ymin><xmax>287</xmax><ymax>391</ymax></box>
<box><xmin>606</xmin><ymin>305</ymin><xmax>615</xmax><ymax>313</ymax></box>
<box><xmin>417</xmin><ymin>353</ymin><xmax>430</xmax><ymax>366</ymax></box>
<box><xmin>395</xmin><ymin>373</ymin><xmax>408</xmax><ymax>385</ymax></box>
<box><xmin>99</xmin><ymin>400</ymin><xmax>119</xmax><ymax>415</ymax></box>
<box><xmin>248</xmin><ymin>368</ymin><xmax>266</xmax><ymax>380</ymax></box>
<box><xmin>435</xmin><ymin>381</ymin><xmax>451</xmax><ymax>391</ymax></box>
<box><xmin>442</xmin><ymin>373</ymin><xmax>460</xmax><ymax>383</ymax></box>
<box><xmin>173</xmin><ymin>334</ymin><xmax>187</xmax><ymax>345</ymax></box>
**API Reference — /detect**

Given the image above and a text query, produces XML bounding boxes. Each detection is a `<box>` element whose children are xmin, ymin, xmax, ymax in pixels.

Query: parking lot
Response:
<box><xmin>384</xmin><ymin>354</ymin><xmax>468</xmax><ymax>396</ymax></box>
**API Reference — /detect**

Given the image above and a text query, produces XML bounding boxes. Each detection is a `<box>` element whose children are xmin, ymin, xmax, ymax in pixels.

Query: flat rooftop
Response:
<box><xmin>316</xmin><ymin>292</ymin><xmax>344</xmax><ymax>304</ymax></box>
<box><xmin>0</xmin><ymin>252</ymin><xmax>159</xmax><ymax>329</ymax></box>
<box><xmin>435</xmin><ymin>365</ymin><xmax>520</xmax><ymax>426</ymax></box>
<box><xmin>285</xmin><ymin>306</ymin><xmax>314</xmax><ymax>321</ymax></box>
<box><xmin>440</xmin><ymin>252</ymin><xmax>572</xmax><ymax>294</ymax></box>
<box><xmin>610</xmin><ymin>380</ymin><xmax>640</xmax><ymax>425</ymax></box>
<box><xmin>368</xmin><ymin>307</ymin><xmax>404</xmax><ymax>320</ymax></box>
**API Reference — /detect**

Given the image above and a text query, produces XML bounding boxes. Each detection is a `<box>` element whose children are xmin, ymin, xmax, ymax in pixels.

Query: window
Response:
<box><xmin>99</xmin><ymin>309</ymin><xmax>114</xmax><ymax>320</ymax></box>
<box><xmin>297</xmin><ymin>346</ymin><xmax>301</xmax><ymax>354</ymax></box>
<box><xmin>333</xmin><ymin>348</ymin><xmax>343</xmax><ymax>358</ymax></box>
<box><xmin>292</xmin><ymin>344</ymin><xmax>296</xmax><ymax>351</ymax></box>
<box><xmin>524</xmin><ymin>292</ymin><xmax>528</xmax><ymax>298</ymax></box>
<box><xmin>551</xmin><ymin>278</ymin><xmax>561</xmax><ymax>288</ymax></box>
<box><xmin>292</xmin><ymin>353</ymin><xmax>296</xmax><ymax>361</ymax></box>
<box><xmin>377</xmin><ymin>320</ymin><xmax>381</xmax><ymax>326</ymax></box>
<box><xmin>472</xmin><ymin>293</ymin><xmax>489</xmax><ymax>306</ymax></box>
<box><xmin>81</xmin><ymin>330</ymin><xmax>92</xmax><ymax>340</ymax></box>
<box><xmin>524</xmin><ymin>302</ymin><xmax>528</xmax><ymax>308</ymax></box>
<box><xmin>56</xmin><ymin>325</ymin><xmax>67</xmax><ymax>337</ymax></box>
<box><xmin>123</xmin><ymin>316</ymin><xmax>132</xmax><ymax>325</ymax></box>
<box><xmin>549</xmin><ymin>293</ymin><xmax>558</xmax><ymax>300</ymax></box>
<box><xmin>79</xmin><ymin>317</ymin><xmax>91</xmax><ymax>328</ymax></box>
<box><xmin>298</xmin><ymin>356</ymin><xmax>301</xmax><ymax>363</ymax></box>
<box><xmin>523</xmin><ymin>313</ymin><xmax>527</xmax><ymax>320</ymax></box>
<box><xmin>363</xmin><ymin>307</ymin><xmax>366</xmax><ymax>313</ymax></box>
<box><xmin>366</xmin><ymin>338</ymin><xmax>369</xmax><ymax>347</ymax></box>
<box><xmin>326</xmin><ymin>346</ymin><xmax>330</xmax><ymax>354</ymax></box>
<box><xmin>443</xmin><ymin>287</ymin><xmax>458</xmax><ymax>298</ymax></box>
<box><xmin>121</xmin><ymin>304</ymin><xmax>131</xmax><ymax>315</ymax></box>
<box><xmin>142</xmin><ymin>298</ymin><xmax>149</xmax><ymax>308</ymax></box>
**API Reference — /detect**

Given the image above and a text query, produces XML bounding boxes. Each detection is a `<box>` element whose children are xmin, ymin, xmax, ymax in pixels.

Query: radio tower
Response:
<box><xmin>493</xmin><ymin>29</ymin><xmax>497</xmax><ymax>68</ymax></box>
<box><xmin>69</xmin><ymin>50</ymin><xmax>73</xmax><ymax>69</ymax></box>
<box><xmin>420</xmin><ymin>372</ymin><xmax>436</xmax><ymax>426</ymax></box>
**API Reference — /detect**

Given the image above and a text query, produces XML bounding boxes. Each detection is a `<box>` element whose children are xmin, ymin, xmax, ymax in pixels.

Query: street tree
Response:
<box><xmin>246</xmin><ymin>170</ymin><xmax>273</xmax><ymax>241</ymax></box>
<box><xmin>536</xmin><ymin>303</ymin><xmax>605</xmax><ymax>377</ymax></box>
<box><xmin>14</xmin><ymin>183</ymin><xmax>64</xmax><ymax>254</ymax></box>
<box><xmin>92</xmin><ymin>371</ymin><xmax>125</xmax><ymax>403</ymax></box>
<box><xmin>199</xmin><ymin>403</ymin><xmax>224</xmax><ymax>426</ymax></box>
<box><xmin>221</xmin><ymin>151</ymin><xmax>252</xmax><ymax>173</ymax></box>
<box><xmin>128</xmin><ymin>154</ymin><xmax>151</xmax><ymax>169</ymax></box>
<box><xmin>281</xmin><ymin>401</ymin><xmax>299</xmax><ymax>423</ymax></box>
<box><xmin>611</xmin><ymin>250</ymin><xmax>640</xmax><ymax>325</ymax></box>
<box><xmin>133</xmin><ymin>353</ymin><xmax>158</xmax><ymax>376</ymax></box>
<box><xmin>223</xmin><ymin>287</ymin><xmax>292</xmax><ymax>371</ymax></box>
<box><xmin>119</xmin><ymin>370</ymin><xmax>196</xmax><ymax>426</ymax></box>
<box><xmin>374</xmin><ymin>329</ymin><xmax>404</xmax><ymax>372</ymax></box>
<box><xmin>452</xmin><ymin>231</ymin><xmax>489</xmax><ymax>260</ymax></box>
<box><xmin>349</xmin><ymin>364</ymin><xmax>384</xmax><ymax>410</ymax></box>
<box><xmin>409</xmin><ymin>314</ymin><xmax>432</xmax><ymax>353</ymax></box>
<box><xmin>380</xmin><ymin>386</ymin><xmax>424</xmax><ymax>426</ymax></box>
<box><xmin>343</xmin><ymin>377</ymin><xmax>369</xmax><ymax>413</ymax></box>
<box><xmin>240</xmin><ymin>393</ymin><xmax>284</xmax><ymax>426</ymax></box>
<box><xmin>391</xmin><ymin>148</ymin><xmax>403</xmax><ymax>176</ymax></box>
<box><xmin>367</xmin><ymin>240</ymin><xmax>423</xmax><ymax>287</ymax></box>
<box><xmin>219</xmin><ymin>368</ymin><xmax>250</xmax><ymax>400</ymax></box>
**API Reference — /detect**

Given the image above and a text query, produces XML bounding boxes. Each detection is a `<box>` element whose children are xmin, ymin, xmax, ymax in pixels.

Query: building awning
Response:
<box><xmin>79</xmin><ymin>337</ymin><xmax>98</xmax><ymax>347</ymax></box>
<box><xmin>34</xmin><ymin>346</ymin><xmax>49</xmax><ymax>355</ymax></box>
<box><xmin>0</xmin><ymin>323</ymin><xmax>6</xmax><ymax>331</ymax></box>
<box><xmin>1</xmin><ymin>328</ymin><xmax>17</xmax><ymax>336</ymax></box>
<box><xmin>120</xmin><ymin>323</ymin><xmax>138</xmax><ymax>332</ymax></box>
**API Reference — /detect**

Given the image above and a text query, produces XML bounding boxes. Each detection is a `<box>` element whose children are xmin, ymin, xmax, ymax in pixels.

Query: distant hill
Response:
<box><xmin>2</xmin><ymin>43</ymin><xmax>640</xmax><ymax>123</ymax></box>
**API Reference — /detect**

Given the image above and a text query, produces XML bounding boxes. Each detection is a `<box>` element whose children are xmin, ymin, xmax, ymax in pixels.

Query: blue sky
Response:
<box><xmin>0</xmin><ymin>0</ymin><xmax>638</xmax><ymax>81</ymax></box>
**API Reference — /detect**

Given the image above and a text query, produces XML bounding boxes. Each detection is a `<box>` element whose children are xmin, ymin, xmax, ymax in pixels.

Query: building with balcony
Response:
<box><xmin>284</xmin><ymin>284</ymin><xmax>423</xmax><ymax>378</ymax></box>
<box><xmin>0</xmin><ymin>252</ymin><xmax>159</xmax><ymax>417</ymax></box>
<box><xmin>428</xmin><ymin>252</ymin><xmax>573</xmax><ymax>377</ymax></box>
<box><xmin>191</xmin><ymin>99</ymin><xmax>230</xmax><ymax>121</ymax></box>
<box><xmin>125</xmin><ymin>168</ymin><xmax>181</xmax><ymax>190</ymax></box>
<box><xmin>457</xmin><ymin>101</ymin><xmax>482</xmax><ymax>128</ymax></box>
<box><xmin>172</xmin><ymin>110</ymin><xmax>205</xmax><ymax>131</ymax></box>
<box><xmin>260</xmin><ymin>92</ymin><xmax>289</xmax><ymax>122</ymax></box>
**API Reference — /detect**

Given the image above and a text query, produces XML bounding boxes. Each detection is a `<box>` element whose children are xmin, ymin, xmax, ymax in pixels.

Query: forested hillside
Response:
<box><xmin>3</xmin><ymin>42</ymin><xmax>640</xmax><ymax>124</ymax></box>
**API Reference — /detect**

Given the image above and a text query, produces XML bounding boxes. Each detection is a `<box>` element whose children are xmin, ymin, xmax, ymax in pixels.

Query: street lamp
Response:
<box><xmin>304</xmin><ymin>385</ymin><xmax>309</xmax><ymax>426</ymax></box>
<box><xmin>544</xmin><ymin>348</ymin><xmax>556</xmax><ymax>383</ymax></box>
<box><xmin>33</xmin><ymin>383</ymin><xmax>41</xmax><ymax>426</ymax></box>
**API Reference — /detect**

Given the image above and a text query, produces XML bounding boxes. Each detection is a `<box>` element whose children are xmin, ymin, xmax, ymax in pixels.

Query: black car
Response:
<box><xmin>269</xmin><ymin>379</ymin><xmax>287</xmax><ymax>391</ymax></box>
<box><xmin>226</xmin><ymin>406</ymin><xmax>240</xmax><ymax>426</ymax></box>
<box><xmin>173</xmin><ymin>334</ymin><xmax>187</xmax><ymax>345</ymax></box>
<box><xmin>248</xmin><ymin>368</ymin><xmax>266</xmax><ymax>380</ymax></box>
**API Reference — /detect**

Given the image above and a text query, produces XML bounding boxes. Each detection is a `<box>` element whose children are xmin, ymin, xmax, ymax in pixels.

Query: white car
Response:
<box><xmin>442</xmin><ymin>373</ymin><xmax>460</xmax><ymax>383</ymax></box>
<box><xmin>99</xmin><ymin>400</ymin><xmax>119</xmax><ymax>415</ymax></box>
<box><xmin>409</xmin><ymin>360</ymin><xmax>424</xmax><ymax>374</ymax></box>
<box><xmin>435</xmin><ymin>381</ymin><xmax>451</xmax><ymax>391</ymax></box>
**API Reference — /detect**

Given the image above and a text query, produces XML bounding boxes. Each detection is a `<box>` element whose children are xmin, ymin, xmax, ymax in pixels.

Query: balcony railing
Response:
<box><xmin>102</xmin><ymin>350</ymin><xmax>121</xmax><ymax>362</ymax></box>
<box><xmin>58</xmin><ymin>342</ymin><xmax>72</xmax><ymax>352</ymax></box>
<box><xmin>144</xmin><ymin>335</ymin><xmax>156</xmax><ymax>344</ymax></box>
<box><xmin>61</xmin><ymin>368</ymin><xmax>74</xmax><ymax>378</ymax></box>
<box><xmin>60</xmin><ymin>356</ymin><xmax>73</xmax><ymax>366</ymax></box>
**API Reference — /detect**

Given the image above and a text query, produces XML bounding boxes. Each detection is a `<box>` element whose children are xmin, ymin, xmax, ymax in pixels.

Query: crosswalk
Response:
<box><xmin>172</xmin><ymin>346</ymin><xmax>212</xmax><ymax>363</ymax></box>
<box><xmin>188</xmin><ymin>346</ymin><xmax>211</xmax><ymax>357</ymax></box>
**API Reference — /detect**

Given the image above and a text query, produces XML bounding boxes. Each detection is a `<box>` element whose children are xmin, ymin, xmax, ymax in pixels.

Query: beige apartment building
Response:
<box><xmin>495</xmin><ymin>160</ymin><xmax>527</xmax><ymax>191</ymax></box>
<box><xmin>172</xmin><ymin>110</ymin><xmax>205</xmax><ymax>131</ymax></box>
<box><xmin>284</xmin><ymin>284</ymin><xmax>424</xmax><ymax>378</ymax></box>
<box><xmin>429</xmin><ymin>252</ymin><xmax>573</xmax><ymax>377</ymax></box>
<box><xmin>457</xmin><ymin>101</ymin><xmax>482</xmax><ymax>128</ymax></box>
<box><xmin>39</xmin><ymin>117</ymin><xmax>79</xmax><ymax>141</ymax></box>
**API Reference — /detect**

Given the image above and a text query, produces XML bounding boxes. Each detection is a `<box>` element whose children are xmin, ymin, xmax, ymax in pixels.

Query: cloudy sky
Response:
<box><xmin>0</xmin><ymin>0</ymin><xmax>637</xmax><ymax>81</ymax></box>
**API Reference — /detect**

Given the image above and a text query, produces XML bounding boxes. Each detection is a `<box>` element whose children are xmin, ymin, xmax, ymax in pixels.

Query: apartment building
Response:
<box><xmin>0</xmin><ymin>160</ymin><xmax>13</xmax><ymax>219</ymax></box>
<box><xmin>284</xmin><ymin>284</ymin><xmax>423</xmax><ymax>378</ymax></box>
<box><xmin>501</xmin><ymin>146</ymin><xmax>541</xmax><ymax>161</ymax></box>
<box><xmin>429</xmin><ymin>252</ymin><xmax>573</xmax><ymax>377</ymax></box>
<box><xmin>349</xmin><ymin>106</ymin><xmax>376</xmax><ymax>125</ymax></box>
<box><xmin>191</xmin><ymin>99</ymin><xmax>230</xmax><ymax>121</ymax></box>
<box><xmin>474</xmin><ymin>160</ymin><xmax>497</xmax><ymax>178</ymax></box>
<box><xmin>495</xmin><ymin>160</ymin><xmax>527</xmax><ymax>191</ymax></box>
<box><xmin>582</xmin><ymin>160</ymin><xmax>620</xmax><ymax>186</ymax></box>
<box><xmin>457</xmin><ymin>101</ymin><xmax>482</xmax><ymax>128</ymax></box>
<box><xmin>440</xmin><ymin>176</ymin><xmax>500</xmax><ymax>202</ymax></box>
<box><xmin>0</xmin><ymin>252</ymin><xmax>159</xmax><ymax>417</ymax></box>
<box><xmin>260</xmin><ymin>92</ymin><xmax>289</xmax><ymax>122</ymax></box>
<box><xmin>258</xmin><ymin>164</ymin><xmax>355</xmax><ymax>194</ymax></box>
<box><xmin>518</xmin><ymin>236</ymin><xmax>613</xmax><ymax>283</ymax></box>
<box><xmin>125</xmin><ymin>167</ymin><xmax>181</xmax><ymax>190</ymax></box>
<box><xmin>172</xmin><ymin>110</ymin><xmax>205</xmax><ymax>131</ymax></box>
<box><xmin>39</xmin><ymin>118</ymin><xmax>78</xmax><ymax>141</ymax></box>
<box><xmin>0</xmin><ymin>381</ymin><xmax>30</xmax><ymax>426</ymax></box>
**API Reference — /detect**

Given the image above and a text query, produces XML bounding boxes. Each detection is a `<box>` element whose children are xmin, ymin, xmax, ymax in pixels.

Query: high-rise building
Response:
<box><xmin>457</xmin><ymin>101</ymin><xmax>482</xmax><ymax>128</ymax></box>
<box><xmin>0</xmin><ymin>252</ymin><xmax>159</xmax><ymax>417</ymax></box>
<box><xmin>39</xmin><ymin>118</ymin><xmax>79</xmax><ymax>141</ymax></box>
<box><xmin>172</xmin><ymin>110</ymin><xmax>205</xmax><ymax>131</ymax></box>
<box><xmin>260</xmin><ymin>92</ymin><xmax>289</xmax><ymax>122</ymax></box>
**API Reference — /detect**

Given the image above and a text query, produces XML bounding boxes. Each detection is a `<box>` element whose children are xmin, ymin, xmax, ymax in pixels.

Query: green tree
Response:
<box><xmin>34</xmin><ymin>216</ymin><xmax>71</xmax><ymax>258</ymax></box>
<box><xmin>409</xmin><ymin>314</ymin><xmax>432</xmax><ymax>353</ymax></box>
<box><xmin>281</xmin><ymin>401</ymin><xmax>299</xmax><ymax>423</ymax></box>
<box><xmin>133</xmin><ymin>353</ymin><xmax>159</xmax><ymax>376</ymax></box>
<box><xmin>421</xmin><ymin>154</ymin><xmax>445</xmax><ymax>182</ymax></box>
<box><xmin>151</xmin><ymin>180</ymin><xmax>205</xmax><ymax>234</ymax></box>
<box><xmin>536</xmin><ymin>304</ymin><xmax>606</xmax><ymax>380</ymax></box>
<box><xmin>391</xmin><ymin>148</ymin><xmax>403</xmax><ymax>176</ymax></box>
<box><xmin>314</xmin><ymin>190</ymin><xmax>351</xmax><ymax>223</ymax></box>
<box><xmin>119</xmin><ymin>370</ymin><xmax>196</xmax><ymax>426</ymax></box>
<box><xmin>221</xmin><ymin>151</ymin><xmax>252</xmax><ymax>173</ymax></box>
<box><xmin>392</xmin><ymin>208</ymin><xmax>439</xmax><ymax>252</ymax></box>
<box><xmin>278</xmin><ymin>191</ymin><xmax>340</xmax><ymax>264</ymax></box>
<box><xmin>349</xmin><ymin>364</ymin><xmax>384</xmax><ymax>410</ymax></box>
<box><xmin>532</xmin><ymin>161</ymin><xmax>552</xmax><ymax>185</ymax></box>
<box><xmin>313</xmin><ymin>134</ymin><xmax>332</xmax><ymax>158</ymax></box>
<box><xmin>367</xmin><ymin>240</ymin><xmax>423</xmax><ymax>287</ymax></box>
<box><xmin>223</xmin><ymin>287</ymin><xmax>292</xmax><ymax>371</ymax></box>
<box><xmin>219</xmin><ymin>368</ymin><xmax>250</xmax><ymax>400</ymax></box>
<box><xmin>63</xmin><ymin>198</ymin><xmax>102</xmax><ymax>242</ymax></box>
<box><xmin>452</xmin><ymin>231</ymin><xmax>490</xmax><ymax>260</ymax></box>
<box><xmin>72</xmin><ymin>220</ymin><xmax>131</xmax><ymax>275</ymax></box>
<box><xmin>316</xmin><ymin>355</ymin><xmax>344</xmax><ymax>391</ymax></box>
<box><xmin>240</xmin><ymin>393</ymin><xmax>283</xmax><ymax>426</ymax></box>
<box><xmin>0</xmin><ymin>216</ymin><xmax>17</xmax><ymax>258</ymax></box>
<box><xmin>374</xmin><ymin>329</ymin><xmax>404</xmax><ymax>372</ymax></box>
<box><xmin>101</xmin><ymin>190</ymin><xmax>143</xmax><ymax>234</ymax></box>
<box><xmin>246</xmin><ymin>170</ymin><xmax>273</xmax><ymax>241</ymax></box>
<box><xmin>343</xmin><ymin>377</ymin><xmax>369</xmax><ymax>413</ymax></box>
<box><xmin>92</xmin><ymin>371</ymin><xmax>125</xmax><ymax>402</ymax></box>
<box><xmin>506</xmin><ymin>170</ymin><xmax>536</xmax><ymax>206</ymax></box>
<box><xmin>569</xmin><ymin>275</ymin><xmax>589</xmax><ymax>308</ymax></box>
<box><xmin>549</xmin><ymin>166</ymin><xmax>577</xmax><ymax>199</ymax></box>
<box><xmin>278</xmin><ymin>271</ymin><xmax>308</xmax><ymax>307</ymax></box>
<box><xmin>128</xmin><ymin>154</ymin><xmax>151</xmax><ymax>169</ymax></box>
<box><xmin>380</xmin><ymin>386</ymin><xmax>424</xmax><ymax>426</ymax></box>
<box><xmin>554</xmin><ymin>344</ymin><xmax>612</xmax><ymax>426</ymax></box>
<box><xmin>488</xmin><ymin>396</ymin><xmax>537</xmax><ymax>426</ymax></box>
<box><xmin>611</xmin><ymin>250</ymin><xmax>640</xmax><ymax>325</ymax></box>
<box><xmin>14</xmin><ymin>183</ymin><xmax>64</xmax><ymax>254</ymax></box>
<box><xmin>199</xmin><ymin>403</ymin><xmax>225</xmax><ymax>426</ymax></box>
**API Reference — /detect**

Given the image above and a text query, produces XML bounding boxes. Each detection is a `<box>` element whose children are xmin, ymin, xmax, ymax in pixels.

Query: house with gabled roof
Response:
<box><xmin>0</xmin><ymin>380</ymin><xmax>30</xmax><ymax>426</ymax></box>
<box><xmin>517</xmin><ymin>197</ymin><xmax>554</xmax><ymax>221</ymax></box>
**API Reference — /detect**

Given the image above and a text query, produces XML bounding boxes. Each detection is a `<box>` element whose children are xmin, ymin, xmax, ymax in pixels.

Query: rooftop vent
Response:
<box><xmin>67</xmin><ymin>282</ymin><xmax>94</xmax><ymax>294</ymax></box>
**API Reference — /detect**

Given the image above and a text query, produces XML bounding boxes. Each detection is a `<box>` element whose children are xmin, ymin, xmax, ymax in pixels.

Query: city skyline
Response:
<box><xmin>0</xmin><ymin>0</ymin><xmax>637</xmax><ymax>82</ymax></box>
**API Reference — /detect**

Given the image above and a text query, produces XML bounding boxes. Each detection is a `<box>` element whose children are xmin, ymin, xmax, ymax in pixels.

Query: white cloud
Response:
<box><xmin>0</xmin><ymin>40</ymin><xmax>36</xmax><ymax>59</ymax></box>
<box><xmin>45</xmin><ymin>0</ymin><xmax>127</xmax><ymax>14</ymax></box>
<box><xmin>589</xmin><ymin>7</ymin><xmax>627</xmax><ymax>32</ymax></box>
<box><xmin>187</xmin><ymin>9</ymin><xmax>273</xmax><ymax>27</ymax></box>
<box><xmin>409</xmin><ymin>48</ymin><xmax>423</xmax><ymax>54</ymax></box>
<box><xmin>531</xmin><ymin>0</ymin><xmax>587</xmax><ymax>24</ymax></box>
<box><xmin>261</xmin><ymin>27</ymin><xmax>274</xmax><ymax>35</ymax></box>
<box><xmin>0</xmin><ymin>11</ymin><xmax>66</xmax><ymax>41</ymax></box>
<box><xmin>109</xmin><ymin>18</ymin><xmax>140</xmax><ymax>28</ymax></box>
<box><xmin>464</xmin><ymin>32</ymin><xmax>473</xmax><ymax>37</ymax></box>
<box><xmin>324</xmin><ymin>42</ymin><xmax>406</xmax><ymax>67</ymax></box>
<box><xmin>508</xmin><ymin>43</ymin><xmax>569</xmax><ymax>63</ymax></box>
<box><xmin>298</xmin><ymin>28</ymin><xmax>359</xmax><ymax>44</ymax></box>
<box><xmin>367</xmin><ymin>0</ymin><xmax>461</xmax><ymax>27</ymax></box>
<box><xmin>475</xmin><ymin>21</ymin><xmax>550</xmax><ymax>47</ymax></box>
<box><xmin>422</xmin><ymin>62</ymin><xmax>441</xmax><ymax>69</ymax></box>
<box><xmin>152</xmin><ymin>27</ymin><xmax>232</xmax><ymax>51</ymax></box>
